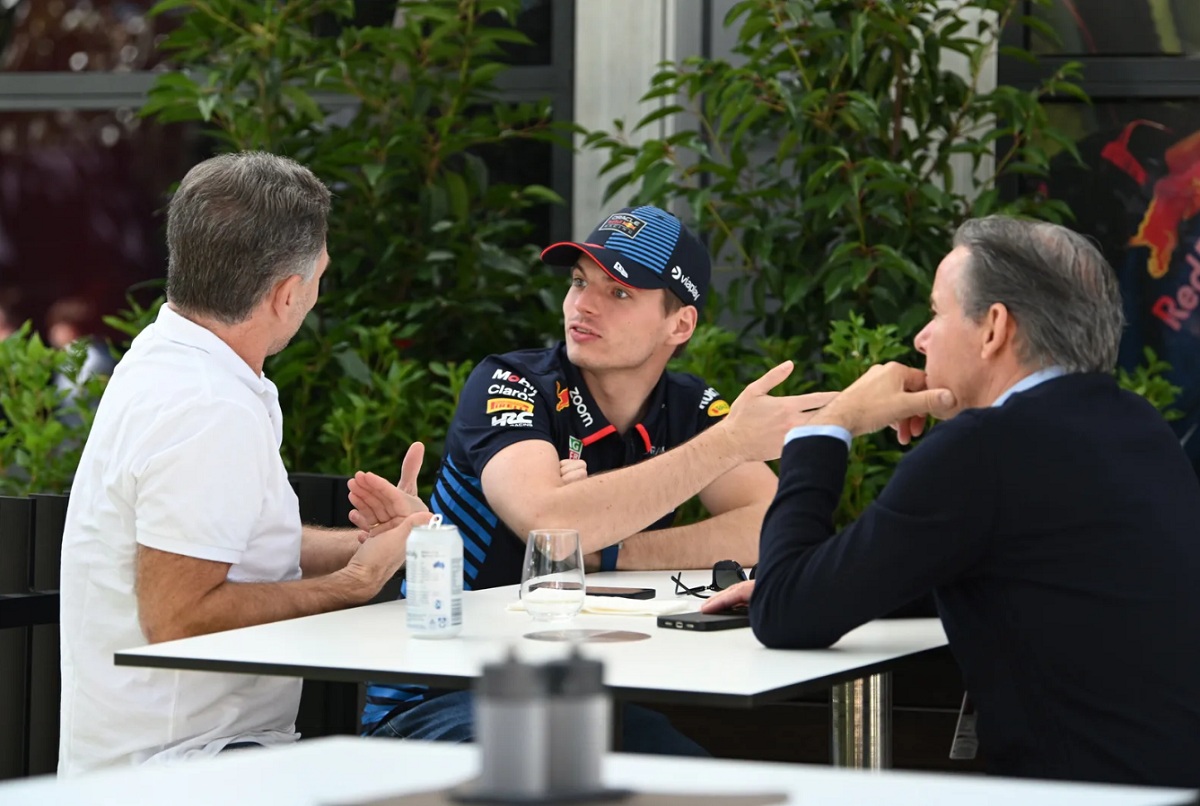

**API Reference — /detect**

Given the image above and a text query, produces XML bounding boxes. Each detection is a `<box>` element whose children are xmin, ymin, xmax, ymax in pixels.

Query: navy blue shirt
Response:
<box><xmin>751</xmin><ymin>373</ymin><xmax>1200</xmax><ymax>786</ymax></box>
<box><xmin>363</xmin><ymin>343</ymin><xmax>729</xmax><ymax>730</ymax></box>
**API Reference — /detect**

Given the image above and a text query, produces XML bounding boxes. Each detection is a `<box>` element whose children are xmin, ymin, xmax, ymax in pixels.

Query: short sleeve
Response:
<box><xmin>132</xmin><ymin>402</ymin><xmax>269</xmax><ymax>565</ymax></box>
<box><xmin>455</xmin><ymin>358</ymin><xmax>556</xmax><ymax>476</ymax></box>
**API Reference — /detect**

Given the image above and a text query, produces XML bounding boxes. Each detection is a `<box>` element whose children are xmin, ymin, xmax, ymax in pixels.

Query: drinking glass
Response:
<box><xmin>520</xmin><ymin>529</ymin><xmax>585</xmax><ymax>622</ymax></box>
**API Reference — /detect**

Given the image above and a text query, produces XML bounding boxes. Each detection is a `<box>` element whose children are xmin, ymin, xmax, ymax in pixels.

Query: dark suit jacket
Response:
<box><xmin>752</xmin><ymin>373</ymin><xmax>1200</xmax><ymax>786</ymax></box>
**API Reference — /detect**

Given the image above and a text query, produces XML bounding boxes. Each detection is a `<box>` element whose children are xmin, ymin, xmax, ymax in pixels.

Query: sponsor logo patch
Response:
<box><xmin>555</xmin><ymin>381</ymin><xmax>570</xmax><ymax>412</ymax></box>
<box><xmin>491</xmin><ymin>411</ymin><xmax>534</xmax><ymax>427</ymax></box>
<box><xmin>707</xmin><ymin>400</ymin><xmax>731</xmax><ymax>418</ymax></box>
<box><xmin>598</xmin><ymin>213</ymin><xmax>646</xmax><ymax>239</ymax></box>
<box><xmin>570</xmin><ymin>387</ymin><xmax>594</xmax><ymax>428</ymax></box>
<box><xmin>490</xmin><ymin>368</ymin><xmax>538</xmax><ymax>397</ymax></box>
<box><xmin>487</xmin><ymin>397</ymin><xmax>534</xmax><ymax>414</ymax></box>
<box><xmin>492</xmin><ymin>369</ymin><xmax>526</xmax><ymax>384</ymax></box>
<box><xmin>487</xmin><ymin>384</ymin><xmax>535</xmax><ymax>402</ymax></box>
<box><xmin>671</xmin><ymin>265</ymin><xmax>700</xmax><ymax>301</ymax></box>
<box><xmin>610</xmin><ymin>260</ymin><xmax>629</xmax><ymax>278</ymax></box>
<box><xmin>568</xmin><ymin>435</ymin><xmax>583</xmax><ymax>461</ymax></box>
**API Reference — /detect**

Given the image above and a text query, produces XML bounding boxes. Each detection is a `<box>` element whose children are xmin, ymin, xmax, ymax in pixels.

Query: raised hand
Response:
<box><xmin>809</xmin><ymin>363</ymin><xmax>956</xmax><ymax>443</ymax></box>
<box><xmin>348</xmin><ymin>442</ymin><xmax>430</xmax><ymax>537</ymax></box>
<box><xmin>722</xmin><ymin>362</ymin><xmax>840</xmax><ymax>463</ymax></box>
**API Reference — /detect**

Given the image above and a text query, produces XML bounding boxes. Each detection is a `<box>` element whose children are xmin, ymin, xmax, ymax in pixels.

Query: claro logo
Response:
<box><xmin>670</xmin><ymin>266</ymin><xmax>700</xmax><ymax>301</ymax></box>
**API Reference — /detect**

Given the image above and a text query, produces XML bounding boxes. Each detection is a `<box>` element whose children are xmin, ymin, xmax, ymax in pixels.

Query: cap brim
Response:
<box><xmin>540</xmin><ymin>242</ymin><xmax>668</xmax><ymax>291</ymax></box>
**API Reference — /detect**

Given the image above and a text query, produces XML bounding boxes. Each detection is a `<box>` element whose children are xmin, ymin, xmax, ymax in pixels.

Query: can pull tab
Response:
<box><xmin>428</xmin><ymin>513</ymin><xmax>443</xmax><ymax>528</ymax></box>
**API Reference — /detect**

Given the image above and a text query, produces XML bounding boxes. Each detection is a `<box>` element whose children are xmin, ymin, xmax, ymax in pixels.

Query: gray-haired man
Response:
<box><xmin>705</xmin><ymin>216</ymin><xmax>1200</xmax><ymax>786</ymax></box>
<box><xmin>58</xmin><ymin>152</ymin><xmax>430</xmax><ymax>774</ymax></box>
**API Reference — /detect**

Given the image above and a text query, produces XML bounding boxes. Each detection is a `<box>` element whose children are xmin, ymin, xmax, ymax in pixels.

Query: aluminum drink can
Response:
<box><xmin>406</xmin><ymin>515</ymin><xmax>463</xmax><ymax>638</ymax></box>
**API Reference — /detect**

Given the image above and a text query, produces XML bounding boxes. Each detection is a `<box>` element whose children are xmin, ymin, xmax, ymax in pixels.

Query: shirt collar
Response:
<box><xmin>991</xmin><ymin>366</ymin><xmax>1066</xmax><ymax>408</ymax></box>
<box><xmin>154</xmin><ymin>304</ymin><xmax>268</xmax><ymax>395</ymax></box>
<box><xmin>556</xmin><ymin>344</ymin><xmax>610</xmax><ymax>438</ymax></box>
<box><xmin>555</xmin><ymin>342</ymin><xmax>669</xmax><ymax>448</ymax></box>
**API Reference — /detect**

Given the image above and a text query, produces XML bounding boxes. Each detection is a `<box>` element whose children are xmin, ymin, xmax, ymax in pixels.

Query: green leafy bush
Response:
<box><xmin>294</xmin><ymin>320</ymin><xmax>475</xmax><ymax>476</ymax></box>
<box><xmin>4</xmin><ymin>0</ymin><xmax>1184</xmax><ymax>530</ymax></box>
<box><xmin>585</xmin><ymin>0</ymin><xmax>1084</xmax><ymax>347</ymax></box>
<box><xmin>139</xmin><ymin>0</ymin><xmax>570</xmax><ymax>473</ymax></box>
<box><xmin>0</xmin><ymin>324</ymin><xmax>107</xmax><ymax>495</ymax></box>
<box><xmin>1117</xmin><ymin>348</ymin><xmax>1184</xmax><ymax>422</ymax></box>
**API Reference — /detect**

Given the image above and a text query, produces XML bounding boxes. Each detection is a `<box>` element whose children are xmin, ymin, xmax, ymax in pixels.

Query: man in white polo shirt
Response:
<box><xmin>57</xmin><ymin>151</ymin><xmax>431</xmax><ymax>775</ymax></box>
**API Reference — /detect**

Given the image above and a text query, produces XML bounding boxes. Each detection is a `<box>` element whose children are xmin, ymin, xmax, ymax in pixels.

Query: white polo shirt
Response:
<box><xmin>59</xmin><ymin>304</ymin><xmax>303</xmax><ymax>775</ymax></box>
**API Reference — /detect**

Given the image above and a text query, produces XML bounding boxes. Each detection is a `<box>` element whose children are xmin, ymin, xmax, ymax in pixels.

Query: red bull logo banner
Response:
<box><xmin>1043</xmin><ymin>107</ymin><xmax>1200</xmax><ymax>472</ymax></box>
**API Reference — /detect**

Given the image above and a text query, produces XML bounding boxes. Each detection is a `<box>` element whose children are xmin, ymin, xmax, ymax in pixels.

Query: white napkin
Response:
<box><xmin>507</xmin><ymin>595</ymin><xmax>694</xmax><ymax>617</ymax></box>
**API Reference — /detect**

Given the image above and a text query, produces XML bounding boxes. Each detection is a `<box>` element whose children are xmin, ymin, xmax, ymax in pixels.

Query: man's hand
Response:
<box><xmin>701</xmin><ymin>580</ymin><xmax>755</xmax><ymax>613</ymax></box>
<box><xmin>343</xmin><ymin>511</ymin><xmax>433</xmax><ymax>597</ymax></box>
<box><xmin>721</xmin><ymin>361</ymin><xmax>839</xmax><ymax>462</ymax></box>
<box><xmin>559</xmin><ymin>458</ymin><xmax>588</xmax><ymax>484</ymax></box>
<box><xmin>808</xmin><ymin>363</ymin><xmax>956</xmax><ymax>444</ymax></box>
<box><xmin>348</xmin><ymin>442</ymin><xmax>430</xmax><ymax>537</ymax></box>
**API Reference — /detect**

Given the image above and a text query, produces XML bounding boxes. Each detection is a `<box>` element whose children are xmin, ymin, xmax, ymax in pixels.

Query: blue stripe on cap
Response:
<box><xmin>607</xmin><ymin>240</ymin><xmax>672</xmax><ymax>275</ymax></box>
<box><xmin>597</xmin><ymin>206</ymin><xmax>681</xmax><ymax>275</ymax></box>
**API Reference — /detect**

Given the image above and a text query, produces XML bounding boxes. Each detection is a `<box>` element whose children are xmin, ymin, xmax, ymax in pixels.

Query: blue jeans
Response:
<box><xmin>367</xmin><ymin>690</ymin><xmax>708</xmax><ymax>756</ymax></box>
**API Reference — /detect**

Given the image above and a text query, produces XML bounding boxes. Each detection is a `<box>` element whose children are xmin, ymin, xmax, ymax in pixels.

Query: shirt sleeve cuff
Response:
<box><xmin>784</xmin><ymin>425</ymin><xmax>852</xmax><ymax>448</ymax></box>
<box><xmin>136</xmin><ymin>531</ymin><xmax>245</xmax><ymax>566</ymax></box>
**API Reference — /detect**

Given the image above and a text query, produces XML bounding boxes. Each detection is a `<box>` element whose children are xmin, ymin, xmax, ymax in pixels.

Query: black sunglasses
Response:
<box><xmin>671</xmin><ymin>559</ymin><xmax>755</xmax><ymax>599</ymax></box>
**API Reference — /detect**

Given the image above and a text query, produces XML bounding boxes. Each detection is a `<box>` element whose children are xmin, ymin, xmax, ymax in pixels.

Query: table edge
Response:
<box><xmin>114</xmin><ymin>645</ymin><xmax>946</xmax><ymax>708</ymax></box>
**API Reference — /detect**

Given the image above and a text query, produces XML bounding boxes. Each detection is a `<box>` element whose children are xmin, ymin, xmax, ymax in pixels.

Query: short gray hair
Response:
<box><xmin>952</xmin><ymin>216</ymin><xmax>1124</xmax><ymax>373</ymax></box>
<box><xmin>166</xmin><ymin>151</ymin><xmax>332</xmax><ymax>325</ymax></box>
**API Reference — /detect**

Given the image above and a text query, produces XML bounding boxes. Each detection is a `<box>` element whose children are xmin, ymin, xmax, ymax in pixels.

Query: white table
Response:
<box><xmin>1</xmin><ymin>737</ymin><xmax>1191</xmax><ymax>805</ymax></box>
<box><xmin>115</xmin><ymin>572</ymin><xmax>947</xmax><ymax>765</ymax></box>
<box><xmin>116</xmin><ymin>571</ymin><xmax>945</xmax><ymax>707</ymax></box>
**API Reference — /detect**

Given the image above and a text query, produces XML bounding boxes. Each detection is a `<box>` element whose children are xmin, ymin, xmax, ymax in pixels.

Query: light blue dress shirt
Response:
<box><xmin>783</xmin><ymin>366</ymin><xmax>1068</xmax><ymax>448</ymax></box>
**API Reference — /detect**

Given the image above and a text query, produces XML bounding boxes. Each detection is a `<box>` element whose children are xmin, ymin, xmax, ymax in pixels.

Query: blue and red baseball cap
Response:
<box><xmin>540</xmin><ymin>205</ymin><xmax>711</xmax><ymax>309</ymax></box>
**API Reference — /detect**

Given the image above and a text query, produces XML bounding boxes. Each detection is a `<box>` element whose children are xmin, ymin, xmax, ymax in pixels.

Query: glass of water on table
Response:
<box><xmin>520</xmin><ymin>529</ymin><xmax>585</xmax><ymax>622</ymax></box>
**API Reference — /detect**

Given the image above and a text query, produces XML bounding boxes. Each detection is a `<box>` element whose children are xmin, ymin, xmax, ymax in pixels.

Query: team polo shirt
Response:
<box><xmin>362</xmin><ymin>342</ymin><xmax>730</xmax><ymax>730</ymax></box>
<box><xmin>59</xmin><ymin>304</ymin><xmax>303</xmax><ymax>774</ymax></box>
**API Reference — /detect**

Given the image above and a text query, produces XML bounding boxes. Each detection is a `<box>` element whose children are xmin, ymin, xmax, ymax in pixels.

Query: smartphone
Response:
<box><xmin>586</xmin><ymin>586</ymin><xmax>656</xmax><ymax>600</ymax></box>
<box><xmin>657</xmin><ymin>610</ymin><xmax>750</xmax><ymax>631</ymax></box>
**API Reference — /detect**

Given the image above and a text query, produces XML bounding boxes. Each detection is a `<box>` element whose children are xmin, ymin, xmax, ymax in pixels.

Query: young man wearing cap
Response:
<box><xmin>354</xmin><ymin>205</ymin><xmax>831</xmax><ymax>753</ymax></box>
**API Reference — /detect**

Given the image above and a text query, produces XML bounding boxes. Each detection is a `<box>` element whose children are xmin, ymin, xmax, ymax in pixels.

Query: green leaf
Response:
<box><xmin>362</xmin><ymin>163</ymin><xmax>385</xmax><ymax>190</ymax></box>
<box><xmin>282</xmin><ymin>85</ymin><xmax>324</xmax><ymax>123</ymax></box>
<box><xmin>197</xmin><ymin>94</ymin><xmax>218</xmax><ymax>122</ymax></box>
<box><xmin>444</xmin><ymin>171</ymin><xmax>469</xmax><ymax>221</ymax></box>
<box><xmin>522</xmin><ymin>184</ymin><xmax>564</xmax><ymax>205</ymax></box>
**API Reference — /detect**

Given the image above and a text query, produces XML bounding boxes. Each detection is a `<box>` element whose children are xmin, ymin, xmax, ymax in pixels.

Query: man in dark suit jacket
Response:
<box><xmin>704</xmin><ymin>216</ymin><xmax>1200</xmax><ymax>787</ymax></box>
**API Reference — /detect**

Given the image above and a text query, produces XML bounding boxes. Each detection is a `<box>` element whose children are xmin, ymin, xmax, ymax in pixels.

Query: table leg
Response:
<box><xmin>610</xmin><ymin>700</ymin><xmax>622</xmax><ymax>752</ymax></box>
<box><xmin>830</xmin><ymin>672</ymin><xmax>892</xmax><ymax>768</ymax></box>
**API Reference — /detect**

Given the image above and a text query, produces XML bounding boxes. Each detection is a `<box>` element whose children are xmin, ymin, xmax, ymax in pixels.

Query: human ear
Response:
<box><xmin>270</xmin><ymin>274</ymin><xmax>303</xmax><ymax>319</ymax></box>
<box><xmin>668</xmin><ymin>303</ymin><xmax>698</xmax><ymax>345</ymax></box>
<box><xmin>980</xmin><ymin>302</ymin><xmax>1012</xmax><ymax>360</ymax></box>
